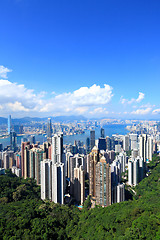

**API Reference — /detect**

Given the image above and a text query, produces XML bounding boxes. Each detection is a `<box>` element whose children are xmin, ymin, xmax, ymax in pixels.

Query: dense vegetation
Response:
<box><xmin>0</xmin><ymin>155</ymin><xmax>160</xmax><ymax>239</ymax></box>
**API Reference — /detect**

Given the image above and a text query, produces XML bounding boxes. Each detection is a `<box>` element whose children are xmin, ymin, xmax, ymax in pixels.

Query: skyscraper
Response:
<box><xmin>146</xmin><ymin>136</ymin><xmax>153</xmax><ymax>161</ymax></box>
<box><xmin>74</xmin><ymin>165</ymin><xmax>85</xmax><ymax>205</ymax></box>
<box><xmin>52</xmin><ymin>162</ymin><xmax>64</xmax><ymax>204</ymax></box>
<box><xmin>52</xmin><ymin>133</ymin><xmax>64</xmax><ymax>164</ymax></box>
<box><xmin>117</xmin><ymin>183</ymin><xmax>125</xmax><ymax>203</ymax></box>
<box><xmin>69</xmin><ymin>154</ymin><xmax>85</xmax><ymax>195</ymax></box>
<box><xmin>129</xmin><ymin>134</ymin><xmax>138</xmax><ymax>150</ymax></box>
<box><xmin>35</xmin><ymin>148</ymin><xmax>44</xmax><ymax>185</ymax></box>
<box><xmin>41</xmin><ymin>159</ymin><xmax>52</xmax><ymax>200</ymax></box>
<box><xmin>89</xmin><ymin>146</ymin><xmax>99</xmax><ymax>197</ymax></box>
<box><xmin>21</xmin><ymin>142</ymin><xmax>31</xmax><ymax>177</ymax></box>
<box><xmin>47</xmin><ymin>118</ymin><xmax>52</xmax><ymax>139</ymax></box>
<box><xmin>8</xmin><ymin>115</ymin><xmax>11</xmax><ymax>135</ymax></box>
<box><xmin>139</xmin><ymin>134</ymin><xmax>147</xmax><ymax>162</ymax></box>
<box><xmin>86</xmin><ymin>137</ymin><xmax>90</xmax><ymax>153</ymax></box>
<box><xmin>123</xmin><ymin>135</ymin><xmax>129</xmax><ymax>151</ymax></box>
<box><xmin>95</xmin><ymin>156</ymin><xmax>111</xmax><ymax>207</ymax></box>
<box><xmin>98</xmin><ymin>138</ymin><xmax>106</xmax><ymax>151</ymax></box>
<box><xmin>90</xmin><ymin>130</ymin><xmax>95</xmax><ymax>150</ymax></box>
<box><xmin>100</xmin><ymin>128</ymin><xmax>105</xmax><ymax>138</ymax></box>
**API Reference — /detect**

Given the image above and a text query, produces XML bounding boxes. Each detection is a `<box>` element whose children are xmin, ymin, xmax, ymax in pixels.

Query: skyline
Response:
<box><xmin>0</xmin><ymin>0</ymin><xmax>160</xmax><ymax>118</ymax></box>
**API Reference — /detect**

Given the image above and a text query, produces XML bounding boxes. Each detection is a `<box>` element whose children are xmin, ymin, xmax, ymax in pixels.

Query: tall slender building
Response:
<box><xmin>69</xmin><ymin>154</ymin><xmax>85</xmax><ymax>195</ymax></box>
<box><xmin>117</xmin><ymin>183</ymin><xmax>125</xmax><ymax>203</ymax></box>
<box><xmin>100</xmin><ymin>128</ymin><xmax>105</xmax><ymax>138</ymax></box>
<box><xmin>139</xmin><ymin>134</ymin><xmax>147</xmax><ymax>162</ymax></box>
<box><xmin>89</xmin><ymin>146</ymin><xmax>99</xmax><ymax>198</ymax></box>
<box><xmin>74</xmin><ymin>165</ymin><xmax>85</xmax><ymax>205</ymax></box>
<box><xmin>147</xmin><ymin>136</ymin><xmax>153</xmax><ymax>161</ymax></box>
<box><xmin>35</xmin><ymin>148</ymin><xmax>44</xmax><ymax>185</ymax></box>
<box><xmin>21</xmin><ymin>142</ymin><xmax>32</xmax><ymax>177</ymax></box>
<box><xmin>95</xmin><ymin>156</ymin><xmax>111</xmax><ymax>207</ymax></box>
<box><xmin>90</xmin><ymin>130</ymin><xmax>95</xmax><ymax>150</ymax></box>
<box><xmin>24</xmin><ymin>146</ymin><xmax>30</xmax><ymax>179</ymax></box>
<box><xmin>52</xmin><ymin>133</ymin><xmax>63</xmax><ymax>164</ymax></box>
<box><xmin>129</xmin><ymin>134</ymin><xmax>138</xmax><ymax>150</ymax></box>
<box><xmin>8</xmin><ymin>115</ymin><xmax>11</xmax><ymax>135</ymax></box>
<box><xmin>41</xmin><ymin>159</ymin><xmax>52</xmax><ymax>200</ymax></box>
<box><xmin>123</xmin><ymin>135</ymin><xmax>129</xmax><ymax>151</ymax></box>
<box><xmin>86</xmin><ymin>137</ymin><xmax>90</xmax><ymax>153</ymax></box>
<box><xmin>47</xmin><ymin>118</ymin><xmax>52</xmax><ymax>139</ymax></box>
<box><xmin>52</xmin><ymin>163</ymin><xmax>64</xmax><ymax>204</ymax></box>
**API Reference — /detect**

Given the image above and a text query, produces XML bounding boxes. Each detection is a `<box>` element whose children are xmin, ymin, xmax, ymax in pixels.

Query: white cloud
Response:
<box><xmin>152</xmin><ymin>109</ymin><xmax>160</xmax><ymax>114</ymax></box>
<box><xmin>89</xmin><ymin>107</ymin><xmax>108</xmax><ymax>115</ymax></box>
<box><xmin>131</xmin><ymin>107</ymin><xmax>152</xmax><ymax>115</ymax></box>
<box><xmin>39</xmin><ymin>84</ymin><xmax>113</xmax><ymax>115</ymax></box>
<box><xmin>0</xmin><ymin>79</ymin><xmax>41</xmax><ymax>109</ymax></box>
<box><xmin>75</xmin><ymin>107</ymin><xmax>89</xmax><ymax>114</ymax></box>
<box><xmin>136</xmin><ymin>92</ymin><xmax>145</xmax><ymax>103</ymax></box>
<box><xmin>120</xmin><ymin>92</ymin><xmax>145</xmax><ymax>104</ymax></box>
<box><xmin>7</xmin><ymin>101</ymin><xmax>30</xmax><ymax>112</ymax></box>
<box><xmin>0</xmin><ymin>79</ymin><xmax>113</xmax><ymax>117</ymax></box>
<box><xmin>71</xmin><ymin>84</ymin><xmax>113</xmax><ymax>106</ymax></box>
<box><xmin>0</xmin><ymin>66</ymin><xmax>12</xmax><ymax>78</ymax></box>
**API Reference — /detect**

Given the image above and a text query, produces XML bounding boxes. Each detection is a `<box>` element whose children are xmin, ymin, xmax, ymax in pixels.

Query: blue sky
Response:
<box><xmin>0</xmin><ymin>0</ymin><xmax>160</xmax><ymax>119</ymax></box>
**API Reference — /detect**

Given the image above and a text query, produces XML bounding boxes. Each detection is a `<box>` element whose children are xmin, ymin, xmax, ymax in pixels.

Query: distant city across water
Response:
<box><xmin>0</xmin><ymin>124</ymin><xmax>129</xmax><ymax>148</ymax></box>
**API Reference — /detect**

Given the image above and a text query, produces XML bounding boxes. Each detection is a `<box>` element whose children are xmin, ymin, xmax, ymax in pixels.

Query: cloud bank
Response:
<box><xmin>0</xmin><ymin>66</ymin><xmax>12</xmax><ymax>78</ymax></box>
<box><xmin>0</xmin><ymin>73</ymin><xmax>113</xmax><ymax>117</ymax></box>
<box><xmin>0</xmin><ymin>65</ymin><xmax>159</xmax><ymax>118</ymax></box>
<box><xmin>121</xmin><ymin>92</ymin><xmax>145</xmax><ymax>104</ymax></box>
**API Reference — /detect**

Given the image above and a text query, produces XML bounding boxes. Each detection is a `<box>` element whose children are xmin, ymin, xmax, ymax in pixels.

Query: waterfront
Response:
<box><xmin>0</xmin><ymin>124</ymin><xmax>129</xmax><ymax>148</ymax></box>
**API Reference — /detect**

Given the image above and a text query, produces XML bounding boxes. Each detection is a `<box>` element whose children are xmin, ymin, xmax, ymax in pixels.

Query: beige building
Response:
<box><xmin>95</xmin><ymin>156</ymin><xmax>111</xmax><ymax>207</ymax></box>
<box><xmin>89</xmin><ymin>146</ymin><xmax>99</xmax><ymax>198</ymax></box>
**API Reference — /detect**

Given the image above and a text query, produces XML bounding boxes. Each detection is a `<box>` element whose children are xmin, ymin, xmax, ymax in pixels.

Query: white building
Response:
<box><xmin>128</xmin><ymin>156</ymin><xmax>144</xmax><ymax>186</ymax></box>
<box><xmin>123</xmin><ymin>135</ymin><xmax>129</xmax><ymax>151</ymax></box>
<box><xmin>41</xmin><ymin>159</ymin><xmax>52</xmax><ymax>200</ymax></box>
<box><xmin>117</xmin><ymin>183</ymin><xmax>125</xmax><ymax>203</ymax></box>
<box><xmin>129</xmin><ymin>134</ymin><xmax>138</xmax><ymax>150</ymax></box>
<box><xmin>52</xmin><ymin>163</ymin><xmax>64</xmax><ymax>204</ymax></box>
<box><xmin>52</xmin><ymin>133</ymin><xmax>63</xmax><ymax>164</ymax></box>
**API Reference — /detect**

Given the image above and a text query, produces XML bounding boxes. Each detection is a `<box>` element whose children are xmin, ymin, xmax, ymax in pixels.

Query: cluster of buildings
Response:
<box><xmin>0</xmin><ymin>116</ymin><xmax>158</xmax><ymax>208</ymax></box>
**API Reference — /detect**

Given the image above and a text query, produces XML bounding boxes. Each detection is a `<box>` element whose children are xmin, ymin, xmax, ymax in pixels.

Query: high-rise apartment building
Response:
<box><xmin>74</xmin><ymin>165</ymin><xmax>85</xmax><ymax>205</ymax></box>
<box><xmin>41</xmin><ymin>159</ymin><xmax>52</xmax><ymax>200</ymax></box>
<box><xmin>21</xmin><ymin>142</ymin><xmax>31</xmax><ymax>177</ymax></box>
<box><xmin>139</xmin><ymin>134</ymin><xmax>147</xmax><ymax>162</ymax></box>
<box><xmin>129</xmin><ymin>134</ymin><xmax>138</xmax><ymax>150</ymax></box>
<box><xmin>89</xmin><ymin>146</ymin><xmax>99</xmax><ymax>198</ymax></box>
<box><xmin>35</xmin><ymin>148</ymin><xmax>44</xmax><ymax>185</ymax></box>
<box><xmin>117</xmin><ymin>183</ymin><xmax>125</xmax><ymax>203</ymax></box>
<box><xmin>95</xmin><ymin>156</ymin><xmax>111</xmax><ymax>207</ymax></box>
<box><xmin>147</xmin><ymin>136</ymin><xmax>153</xmax><ymax>161</ymax></box>
<box><xmin>69</xmin><ymin>154</ymin><xmax>84</xmax><ymax>195</ymax></box>
<box><xmin>123</xmin><ymin>135</ymin><xmax>129</xmax><ymax>151</ymax></box>
<box><xmin>128</xmin><ymin>157</ymin><xmax>144</xmax><ymax>186</ymax></box>
<box><xmin>52</xmin><ymin>163</ymin><xmax>64</xmax><ymax>204</ymax></box>
<box><xmin>52</xmin><ymin>133</ymin><xmax>63</xmax><ymax>164</ymax></box>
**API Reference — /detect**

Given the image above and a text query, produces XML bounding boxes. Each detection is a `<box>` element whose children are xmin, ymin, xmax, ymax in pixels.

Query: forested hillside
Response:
<box><xmin>0</xmin><ymin>155</ymin><xmax>160</xmax><ymax>239</ymax></box>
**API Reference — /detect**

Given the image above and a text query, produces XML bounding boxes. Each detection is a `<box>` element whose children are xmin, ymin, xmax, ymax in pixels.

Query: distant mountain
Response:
<box><xmin>0</xmin><ymin>117</ymin><xmax>7</xmax><ymax>125</ymax></box>
<box><xmin>0</xmin><ymin>115</ymin><xmax>87</xmax><ymax>125</ymax></box>
<box><xmin>53</xmin><ymin>115</ymin><xmax>87</xmax><ymax>122</ymax></box>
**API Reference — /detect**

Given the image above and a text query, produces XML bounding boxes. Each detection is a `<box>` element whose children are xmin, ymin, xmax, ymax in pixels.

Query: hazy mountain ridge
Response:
<box><xmin>0</xmin><ymin>115</ymin><xmax>87</xmax><ymax>125</ymax></box>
